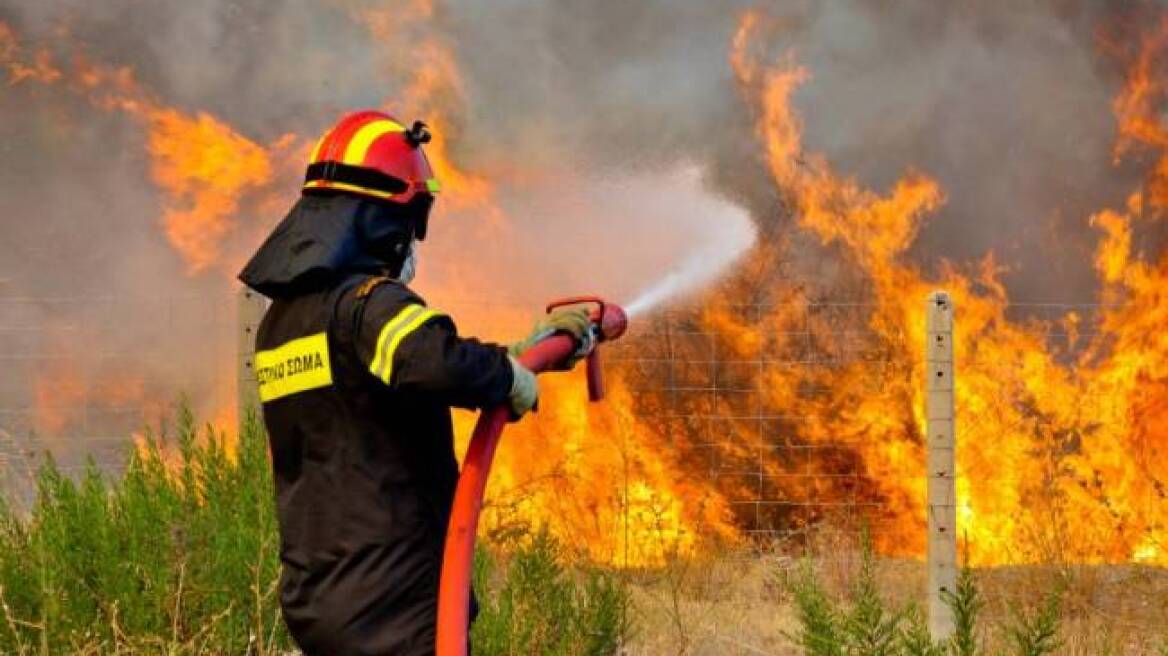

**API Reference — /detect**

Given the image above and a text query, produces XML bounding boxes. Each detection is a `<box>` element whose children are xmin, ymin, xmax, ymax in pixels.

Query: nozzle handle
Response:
<box><xmin>546</xmin><ymin>295</ymin><xmax>628</xmax><ymax>343</ymax></box>
<box><xmin>586</xmin><ymin>349</ymin><xmax>604</xmax><ymax>401</ymax></box>
<box><xmin>546</xmin><ymin>295</ymin><xmax>604</xmax><ymax>314</ymax></box>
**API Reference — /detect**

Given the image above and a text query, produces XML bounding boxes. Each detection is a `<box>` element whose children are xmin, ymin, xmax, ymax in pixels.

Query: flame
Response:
<box><xmin>452</xmin><ymin>375</ymin><xmax>737</xmax><ymax>564</ymax></box>
<box><xmin>75</xmin><ymin>61</ymin><xmax>285</xmax><ymax>275</ymax></box>
<box><xmin>5</xmin><ymin>4</ymin><xmax>1168</xmax><ymax>571</ymax></box>
<box><xmin>2</xmin><ymin>31</ymin><xmax>269</xmax><ymax>460</ymax></box>
<box><xmin>146</xmin><ymin>111</ymin><xmax>273</xmax><ymax>274</ymax></box>
<box><xmin>1110</xmin><ymin>15</ymin><xmax>1168</xmax><ymax>208</ymax></box>
<box><xmin>0</xmin><ymin>22</ymin><xmax>60</xmax><ymax>85</ymax></box>
<box><xmin>1</xmin><ymin>27</ymin><xmax>291</xmax><ymax>275</ymax></box>
<box><xmin>726</xmin><ymin>9</ymin><xmax>1168</xmax><ymax>564</ymax></box>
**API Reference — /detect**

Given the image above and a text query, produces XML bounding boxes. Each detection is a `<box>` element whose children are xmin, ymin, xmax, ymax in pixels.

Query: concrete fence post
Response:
<box><xmin>237</xmin><ymin>286</ymin><xmax>267</xmax><ymax>433</ymax></box>
<box><xmin>926</xmin><ymin>290</ymin><xmax>957</xmax><ymax>640</ymax></box>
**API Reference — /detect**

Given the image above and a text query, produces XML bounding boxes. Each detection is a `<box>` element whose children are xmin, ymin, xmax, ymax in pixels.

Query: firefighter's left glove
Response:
<box><xmin>507</xmin><ymin>356</ymin><xmax>539</xmax><ymax>421</ymax></box>
<box><xmin>509</xmin><ymin>307</ymin><xmax>593</xmax><ymax>370</ymax></box>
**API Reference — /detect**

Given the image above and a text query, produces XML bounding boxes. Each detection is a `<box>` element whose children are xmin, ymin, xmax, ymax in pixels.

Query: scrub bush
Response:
<box><xmin>472</xmin><ymin>529</ymin><xmax>631</xmax><ymax>655</ymax></box>
<box><xmin>0</xmin><ymin>406</ymin><xmax>631</xmax><ymax>654</ymax></box>
<box><xmin>0</xmin><ymin>406</ymin><xmax>288</xmax><ymax>654</ymax></box>
<box><xmin>785</xmin><ymin>534</ymin><xmax>1067</xmax><ymax>656</ymax></box>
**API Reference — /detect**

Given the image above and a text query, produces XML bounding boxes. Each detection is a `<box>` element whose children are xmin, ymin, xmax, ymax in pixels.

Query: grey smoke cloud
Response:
<box><xmin>443</xmin><ymin>0</ymin><xmax>1153</xmax><ymax>301</ymax></box>
<box><xmin>766</xmin><ymin>1</ymin><xmax>1139</xmax><ymax>300</ymax></box>
<box><xmin>5</xmin><ymin>0</ymin><xmax>1150</xmax><ymax>291</ymax></box>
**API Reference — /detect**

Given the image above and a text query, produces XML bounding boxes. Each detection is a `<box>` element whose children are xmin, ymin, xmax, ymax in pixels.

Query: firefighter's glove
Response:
<box><xmin>507</xmin><ymin>356</ymin><xmax>539</xmax><ymax>421</ymax></box>
<box><xmin>508</xmin><ymin>307</ymin><xmax>594</xmax><ymax>370</ymax></box>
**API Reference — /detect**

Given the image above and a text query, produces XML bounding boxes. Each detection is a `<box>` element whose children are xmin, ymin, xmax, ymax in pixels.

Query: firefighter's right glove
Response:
<box><xmin>507</xmin><ymin>356</ymin><xmax>539</xmax><ymax>421</ymax></box>
<box><xmin>509</xmin><ymin>307</ymin><xmax>593</xmax><ymax>370</ymax></box>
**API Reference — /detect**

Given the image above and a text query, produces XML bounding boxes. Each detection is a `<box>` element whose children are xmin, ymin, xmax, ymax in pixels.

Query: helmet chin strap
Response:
<box><xmin>395</xmin><ymin>240</ymin><xmax>418</xmax><ymax>284</ymax></box>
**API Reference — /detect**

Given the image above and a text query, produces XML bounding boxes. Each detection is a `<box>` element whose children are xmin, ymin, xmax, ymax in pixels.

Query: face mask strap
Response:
<box><xmin>396</xmin><ymin>241</ymin><xmax>418</xmax><ymax>284</ymax></box>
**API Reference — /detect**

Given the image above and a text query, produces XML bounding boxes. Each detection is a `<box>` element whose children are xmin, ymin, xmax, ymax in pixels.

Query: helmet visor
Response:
<box><xmin>409</xmin><ymin>194</ymin><xmax>434</xmax><ymax>241</ymax></box>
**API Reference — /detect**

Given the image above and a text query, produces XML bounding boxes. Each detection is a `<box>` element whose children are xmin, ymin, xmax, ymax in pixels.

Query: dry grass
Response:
<box><xmin>622</xmin><ymin>547</ymin><xmax>1168</xmax><ymax>655</ymax></box>
<box><xmin>980</xmin><ymin>564</ymin><xmax>1168</xmax><ymax>656</ymax></box>
<box><xmin>625</xmin><ymin>552</ymin><xmax>798</xmax><ymax>655</ymax></box>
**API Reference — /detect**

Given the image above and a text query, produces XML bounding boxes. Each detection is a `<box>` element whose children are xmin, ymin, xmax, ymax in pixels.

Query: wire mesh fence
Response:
<box><xmin>0</xmin><ymin>290</ymin><xmax>1158</xmax><ymax>571</ymax></box>
<box><xmin>597</xmin><ymin>299</ymin><xmax>923</xmax><ymax>555</ymax></box>
<box><xmin>0</xmin><ymin>292</ymin><xmax>237</xmax><ymax>505</ymax></box>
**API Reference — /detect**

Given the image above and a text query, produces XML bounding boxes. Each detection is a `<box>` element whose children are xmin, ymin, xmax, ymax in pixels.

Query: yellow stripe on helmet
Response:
<box><xmin>343</xmin><ymin>119</ymin><xmax>406</xmax><ymax>166</ymax></box>
<box><xmin>308</xmin><ymin>133</ymin><xmax>330</xmax><ymax>164</ymax></box>
<box><xmin>303</xmin><ymin>179</ymin><xmax>400</xmax><ymax>200</ymax></box>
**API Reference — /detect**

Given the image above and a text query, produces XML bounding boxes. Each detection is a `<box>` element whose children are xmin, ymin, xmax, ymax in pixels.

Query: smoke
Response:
<box><xmin>419</xmin><ymin>0</ymin><xmax>1161</xmax><ymax>310</ymax></box>
<box><xmin>443</xmin><ymin>0</ymin><xmax>1160</xmax><ymax>302</ymax></box>
<box><xmin>760</xmin><ymin>1</ymin><xmax>1141</xmax><ymax>301</ymax></box>
<box><xmin>0</xmin><ymin>0</ymin><xmax>1162</xmax><ymax>452</ymax></box>
<box><xmin>4</xmin><ymin>0</ymin><xmax>1151</xmax><ymax>290</ymax></box>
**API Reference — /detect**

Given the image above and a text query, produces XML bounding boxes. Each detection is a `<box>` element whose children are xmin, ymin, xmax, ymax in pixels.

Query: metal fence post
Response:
<box><xmin>926</xmin><ymin>290</ymin><xmax>957</xmax><ymax>639</ymax></box>
<box><xmin>237</xmin><ymin>286</ymin><xmax>266</xmax><ymax>433</ymax></box>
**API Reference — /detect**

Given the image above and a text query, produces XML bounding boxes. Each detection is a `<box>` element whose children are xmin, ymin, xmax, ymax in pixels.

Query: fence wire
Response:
<box><xmin>602</xmin><ymin>302</ymin><xmax>909</xmax><ymax>552</ymax></box>
<box><xmin>0</xmin><ymin>293</ymin><xmax>236</xmax><ymax>504</ymax></box>
<box><xmin>0</xmin><ymin>294</ymin><xmax>1154</xmax><ymax>563</ymax></box>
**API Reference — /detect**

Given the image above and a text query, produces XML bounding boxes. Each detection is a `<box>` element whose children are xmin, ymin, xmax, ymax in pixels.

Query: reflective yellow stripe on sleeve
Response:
<box><xmin>370</xmin><ymin>304</ymin><xmax>442</xmax><ymax>384</ymax></box>
<box><xmin>255</xmin><ymin>332</ymin><xmax>333</xmax><ymax>403</ymax></box>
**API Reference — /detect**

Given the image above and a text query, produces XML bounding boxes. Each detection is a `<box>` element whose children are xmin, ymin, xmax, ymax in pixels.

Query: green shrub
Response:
<box><xmin>898</xmin><ymin>606</ymin><xmax>944</xmax><ymax>656</ymax></box>
<box><xmin>943</xmin><ymin>567</ymin><xmax>983</xmax><ymax>656</ymax></box>
<box><xmin>784</xmin><ymin>537</ymin><xmax>1066</xmax><ymax>656</ymax></box>
<box><xmin>785</xmin><ymin>530</ymin><xmax>928</xmax><ymax>656</ymax></box>
<box><xmin>471</xmin><ymin>529</ymin><xmax>631</xmax><ymax>655</ymax></box>
<box><xmin>842</xmin><ymin>532</ymin><xmax>904</xmax><ymax>656</ymax></box>
<box><xmin>1004</xmin><ymin>584</ymin><xmax>1063</xmax><ymax>656</ymax></box>
<box><xmin>0</xmin><ymin>406</ymin><xmax>288</xmax><ymax>654</ymax></box>
<box><xmin>788</xmin><ymin>560</ymin><xmax>846</xmax><ymax>656</ymax></box>
<box><xmin>0</xmin><ymin>406</ymin><xmax>631</xmax><ymax>655</ymax></box>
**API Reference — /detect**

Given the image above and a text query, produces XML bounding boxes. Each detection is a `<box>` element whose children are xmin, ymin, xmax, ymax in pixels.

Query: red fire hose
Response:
<box><xmin>435</xmin><ymin>297</ymin><xmax>628</xmax><ymax>655</ymax></box>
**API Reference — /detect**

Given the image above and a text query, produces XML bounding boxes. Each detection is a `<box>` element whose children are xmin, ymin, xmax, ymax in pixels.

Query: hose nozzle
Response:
<box><xmin>545</xmin><ymin>296</ymin><xmax>628</xmax><ymax>401</ymax></box>
<box><xmin>546</xmin><ymin>296</ymin><xmax>627</xmax><ymax>342</ymax></box>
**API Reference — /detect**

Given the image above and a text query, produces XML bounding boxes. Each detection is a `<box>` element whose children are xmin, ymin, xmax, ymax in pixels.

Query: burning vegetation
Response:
<box><xmin>0</xmin><ymin>1</ymin><xmax>1166</xmax><ymax>572</ymax></box>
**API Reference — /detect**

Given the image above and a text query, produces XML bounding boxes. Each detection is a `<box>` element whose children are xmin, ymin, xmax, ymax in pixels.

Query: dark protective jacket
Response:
<box><xmin>241</xmin><ymin>195</ymin><xmax>513</xmax><ymax>655</ymax></box>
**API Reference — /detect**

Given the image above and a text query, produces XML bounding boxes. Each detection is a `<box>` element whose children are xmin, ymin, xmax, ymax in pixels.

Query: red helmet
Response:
<box><xmin>303</xmin><ymin>110</ymin><xmax>441</xmax><ymax>207</ymax></box>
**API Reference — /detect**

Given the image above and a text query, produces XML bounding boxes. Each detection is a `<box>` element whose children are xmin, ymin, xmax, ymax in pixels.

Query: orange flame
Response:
<box><xmin>147</xmin><ymin>111</ymin><xmax>273</xmax><ymax>274</ymax></box>
<box><xmin>1</xmin><ymin>28</ymin><xmax>290</xmax><ymax>275</ymax></box>
<box><xmin>728</xmin><ymin>9</ymin><xmax>1168</xmax><ymax>564</ymax></box>
<box><xmin>5</xmin><ymin>5</ymin><xmax>1167</xmax><ymax>570</ymax></box>
<box><xmin>74</xmin><ymin>61</ymin><xmax>283</xmax><ymax>275</ymax></box>
<box><xmin>0</xmin><ymin>22</ymin><xmax>61</xmax><ymax>85</ymax></box>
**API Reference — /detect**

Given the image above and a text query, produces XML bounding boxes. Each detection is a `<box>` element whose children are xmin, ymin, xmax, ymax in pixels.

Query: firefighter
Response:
<box><xmin>238</xmin><ymin>110</ymin><xmax>591</xmax><ymax>655</ymax></box>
